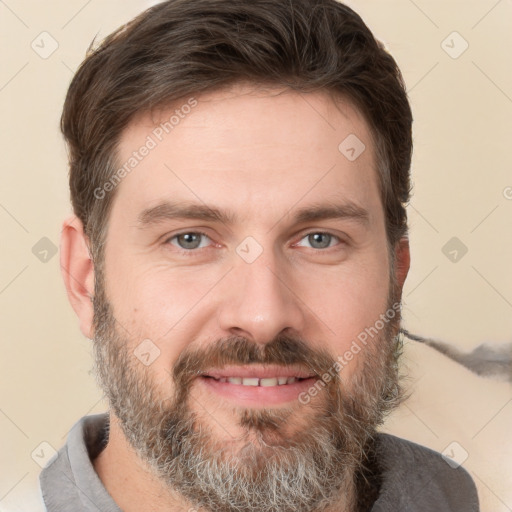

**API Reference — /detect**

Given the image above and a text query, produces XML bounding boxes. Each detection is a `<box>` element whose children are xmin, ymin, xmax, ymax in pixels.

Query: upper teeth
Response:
<box><xmin>216</xmin><ymin>376</ymin><xmax>300</xmax><ymax>386</ymax></box>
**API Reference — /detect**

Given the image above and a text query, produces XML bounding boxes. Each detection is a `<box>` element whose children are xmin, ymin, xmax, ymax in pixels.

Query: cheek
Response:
<box><xmin>304</xmin><ymin>255</ymin><xmax>391</xmax><ymax>353</ymax></box>
<box><xmin>105</xmin><ymin>256</ymin><xmax>223</xmax><ymax>348</ymax></box>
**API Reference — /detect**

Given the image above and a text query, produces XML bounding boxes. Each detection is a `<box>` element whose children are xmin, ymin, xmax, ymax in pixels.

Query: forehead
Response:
<box><xmin>112</xmin><ymin>84</ymin><xmax>382</xmax><ymax>227</ymax></box>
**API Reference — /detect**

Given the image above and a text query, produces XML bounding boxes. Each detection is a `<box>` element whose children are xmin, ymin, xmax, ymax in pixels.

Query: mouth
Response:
<box><xmin>198</xmin><ymin>365</ymin><xmax>319</xmax><ymax>407</ymax></box>
<box><xmin>205</xmin><ymin>376</ymin><xmax>308</xmax><ymax>386</ymax></box>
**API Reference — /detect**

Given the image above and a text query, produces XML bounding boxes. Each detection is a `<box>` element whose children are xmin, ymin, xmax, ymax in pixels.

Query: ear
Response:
<box><xmin>60</xmin><ymin>215</ymin><xmax>95</xmax><ymax>339</ymax></box>
<box><xmin>394</xmin><ymin>236</ymin><xmax>410</xmax><ymax>293</ymax></box>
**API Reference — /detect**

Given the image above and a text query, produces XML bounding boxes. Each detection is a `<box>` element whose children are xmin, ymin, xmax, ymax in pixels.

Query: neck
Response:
<box><xmin>93</xmin><ymin>413</ymin><xmax>192</xmax><ymax>512</ymax></box>
<box><xmin>93</xmin><ymin>412</ymin><xmax>365</xmax><ymax>512</ymax></box>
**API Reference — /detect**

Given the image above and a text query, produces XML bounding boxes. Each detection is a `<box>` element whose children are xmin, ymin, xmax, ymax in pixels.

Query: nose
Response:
<box><xmin>217</xmin><ymin>250</ymin><xmax>306</xmax><ymax>345</ymax></box>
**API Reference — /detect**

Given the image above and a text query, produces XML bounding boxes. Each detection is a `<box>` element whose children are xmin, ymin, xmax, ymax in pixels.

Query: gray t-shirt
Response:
<box><xmin>39</xmin><ymin>413</ymin><xmax>480</xmax><ymax>511</ymax></box>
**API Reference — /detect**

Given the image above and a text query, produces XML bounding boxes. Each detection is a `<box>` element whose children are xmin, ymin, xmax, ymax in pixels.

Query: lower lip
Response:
<box><xmin>199</xmin><ymin>376</ymin><xmax>318</xmax><ymax>407</ymax></box>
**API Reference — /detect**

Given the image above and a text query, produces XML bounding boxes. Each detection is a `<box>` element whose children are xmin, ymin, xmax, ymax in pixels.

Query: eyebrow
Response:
<box><xmin>137</xmin><ymin>201</ymin><xmax>236</xmax><ymax>226</ymax></box>
<box><xmin>136</xmin><ymin>200</ymin><xmax>370</xmax><ymax>229</ymax></box>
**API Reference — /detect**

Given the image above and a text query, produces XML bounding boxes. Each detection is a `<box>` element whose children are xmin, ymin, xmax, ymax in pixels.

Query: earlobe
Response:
<box><xmin>394</xmin><ymin>237</ymin><xmax>411</xmax><ymax>292</ymax></box>
<box><xmin>60</xmin><ymin>215</ymin><xmax>95</xmax><ymax>339</ymax></box>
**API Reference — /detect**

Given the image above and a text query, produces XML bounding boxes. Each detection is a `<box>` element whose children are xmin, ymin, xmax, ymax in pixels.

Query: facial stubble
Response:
<box><xmin>91</xmin><ymin>274</ymin><xmax>405</xmax><ymax>512</ymax></box>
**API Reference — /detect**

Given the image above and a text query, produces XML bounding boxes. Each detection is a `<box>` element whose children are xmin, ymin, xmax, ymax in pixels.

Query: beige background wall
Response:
<box><xmin>1</xmin><ymin>1</ymin><xmax>511</xmax><ymax>511</ymax></box>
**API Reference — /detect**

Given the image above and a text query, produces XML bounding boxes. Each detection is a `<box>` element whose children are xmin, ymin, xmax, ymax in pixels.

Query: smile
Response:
<box><xmin>198</xmin><ymin>365</ymin><xmax>318</xmax><ymax>406</ymax></box>
<box><xmin>205</xmin><ymin>376</ymin><xmax>308</xmax><ymax>386</ymax></box>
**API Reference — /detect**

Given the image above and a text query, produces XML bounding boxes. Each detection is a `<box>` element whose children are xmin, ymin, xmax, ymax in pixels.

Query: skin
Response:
<box><xmin>60</xmin><ymin>83</ymin><xmax>410</xmax><ymax>511</ymax></box>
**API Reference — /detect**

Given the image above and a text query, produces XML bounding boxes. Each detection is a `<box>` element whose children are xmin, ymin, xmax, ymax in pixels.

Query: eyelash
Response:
<box><xmin>165</xmin><ymin>230</ymin><xmax>344</xmax><ymax>255</ymax></box>
<box><xmin>165</xmin><ymin>231</ymin><xmax>214</xmax><ymax>256</ymax></box>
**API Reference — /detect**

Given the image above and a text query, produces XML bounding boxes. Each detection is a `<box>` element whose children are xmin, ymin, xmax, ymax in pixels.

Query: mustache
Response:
<box><xmin>172</xmin><ymin>334</ymin><xmax>339</xmax><ymax>390</ymax></box>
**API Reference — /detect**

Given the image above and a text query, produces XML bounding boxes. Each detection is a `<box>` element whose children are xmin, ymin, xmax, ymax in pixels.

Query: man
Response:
<box><xmin>40</xmin><ymin>0</ymin><xmax>480</xmax><ymax>510</ymax></box>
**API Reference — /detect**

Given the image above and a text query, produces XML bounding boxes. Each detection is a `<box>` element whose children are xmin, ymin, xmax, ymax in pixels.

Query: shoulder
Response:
<box><xmin>38</xmin><ymin>413</ymin><xmax>111</xmax><ymax>511</ymax></box>
<box><xmin>372</xmin><ymin>433</ymin><xmax>480</xmax><ymax>512</ymax></box>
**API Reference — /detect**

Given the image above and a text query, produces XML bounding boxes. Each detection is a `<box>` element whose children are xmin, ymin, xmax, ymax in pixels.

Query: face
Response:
<box><xmin>91</xmin><ymin>84</ymin><xmax>406</xmax><ymax>512</ymax></box>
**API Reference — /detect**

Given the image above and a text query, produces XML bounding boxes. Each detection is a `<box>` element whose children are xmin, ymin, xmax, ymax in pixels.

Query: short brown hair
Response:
<box><xmin>62</xmin><ymin>0</ymin><xmax>413</xmax><ymax>262</ymax></box>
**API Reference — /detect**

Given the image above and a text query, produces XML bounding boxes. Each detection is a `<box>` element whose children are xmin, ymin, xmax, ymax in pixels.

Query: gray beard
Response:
<box><xmin>91</xmin><ymin>282</ymin><xmax>404</xmax><ymax>512</ymax></box>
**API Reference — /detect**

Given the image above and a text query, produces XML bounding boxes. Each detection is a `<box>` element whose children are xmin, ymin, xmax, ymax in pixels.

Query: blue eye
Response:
<box><xmin>169</xmin><ymin>232</ymin><xmax>211</xmax><ymax>250</ymax></box>
<box><xmin>297</xmin><ymin>232</ymin><xmax>340</xmax><ymax>249</ymax></box>
<box><xmin>166</xmin><ymin>231</ymin><xmax>342</xmax><ymax>253</ymax></box>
